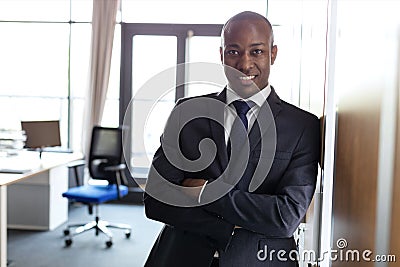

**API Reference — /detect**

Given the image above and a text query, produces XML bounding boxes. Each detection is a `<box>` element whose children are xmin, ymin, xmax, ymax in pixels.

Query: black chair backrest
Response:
<box><xmin>88</xmin><ymin>126</ymin><xmax>123</xmax><ymax>183</ymax></box>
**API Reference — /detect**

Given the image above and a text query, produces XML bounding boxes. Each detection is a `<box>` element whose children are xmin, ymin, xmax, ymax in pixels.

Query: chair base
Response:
<box><xmin>63</xmin><ymin>215</ymin><xmax>131</xmax><ymax>248</ymax></box>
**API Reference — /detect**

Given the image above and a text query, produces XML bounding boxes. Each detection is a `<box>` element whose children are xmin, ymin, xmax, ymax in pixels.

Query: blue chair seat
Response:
<box><xmin>62</xmin><ymin>184</ymin><xmax>128</xmax><ymax>204</ymax></box>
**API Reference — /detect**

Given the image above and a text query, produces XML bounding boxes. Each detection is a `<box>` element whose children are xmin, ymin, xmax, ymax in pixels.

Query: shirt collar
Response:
<box><xmin>225</xmin><ymin>84</ymin><xmax>271</xmax><ymax>107</ymax></box>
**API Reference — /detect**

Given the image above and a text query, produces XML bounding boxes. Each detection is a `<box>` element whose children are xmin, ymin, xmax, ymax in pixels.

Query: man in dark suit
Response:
<box><xmin>144</xmin><ymin>11</ymin><xmax>320</xmax><ymax>267</ymax></box>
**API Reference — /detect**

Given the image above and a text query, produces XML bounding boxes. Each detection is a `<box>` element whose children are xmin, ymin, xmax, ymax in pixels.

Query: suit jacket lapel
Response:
<box><xmin>208</xmin><ymin>89</ymin><xmax>229</xmax><ymax>172</ymax></box>
<box><xmin>248</xmin><ymin>86</ymin><xmax>282</xmax><ymax>153</ymax></box>
<box><xmin>266</xmin><ymin>86</ymin><xmax>283</xmax><ymax>119</ymax></box>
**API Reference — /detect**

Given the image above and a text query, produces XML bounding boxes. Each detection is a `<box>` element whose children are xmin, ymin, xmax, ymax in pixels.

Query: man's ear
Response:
<box><xmin>220</xmin><ymin>47</ymin><xmax>223</xmax><ymax>63</ymax></box>
<box><xmin>271</xmin><ymin>45</ymin><xmax>278</xmax><ymax>65</ymax></box>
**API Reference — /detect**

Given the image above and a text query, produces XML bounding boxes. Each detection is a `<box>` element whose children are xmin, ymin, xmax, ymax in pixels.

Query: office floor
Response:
<box><xmin>7</xmin><ymin>203</ymin><xmax>163</xmax><ymax>267</ymax></box>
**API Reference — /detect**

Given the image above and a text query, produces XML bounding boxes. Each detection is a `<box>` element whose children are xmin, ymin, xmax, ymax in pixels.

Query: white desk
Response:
<box><xmin>0</xmin><ymin>151</ymin><xmax>82</xmax><ymax>267</ymax></box>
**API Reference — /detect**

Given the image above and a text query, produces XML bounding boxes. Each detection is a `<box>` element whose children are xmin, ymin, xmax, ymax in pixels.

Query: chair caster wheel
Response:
<box><xmin>106</xmin><ymin>241</ymin><xmax>113</xmax><ymax>248</ymax></box>
<box><xmin>63</xmin><ymin>229</ymin><xmax>70</xmax><ymax>236</ymax></box>
<box><xmin>65</xmin><ymin>239</ymin><xmax>72</xmax><ymax>247</ymax></box>
<box><xmin>125</xmin><ymin>231</ymin><xmax>131</xmax><ymax>238</ymax></box>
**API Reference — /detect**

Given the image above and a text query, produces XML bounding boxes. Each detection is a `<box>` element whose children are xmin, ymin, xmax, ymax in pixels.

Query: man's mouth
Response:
<box><xmin>237</xmin><ymin>75</ymin><xmax>257</xmax><ymax>86</ymax></box>
<box><xmin>238</xmin><ymin>75</ymin><xmax>256</xmax><ymax>81</ymax></box>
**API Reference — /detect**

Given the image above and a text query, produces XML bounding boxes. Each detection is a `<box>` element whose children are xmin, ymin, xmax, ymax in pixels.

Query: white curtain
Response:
<box><xmin>82</xmin><ymin>0</ymin><xmax>119</xmax><ymax>157</ymax></box>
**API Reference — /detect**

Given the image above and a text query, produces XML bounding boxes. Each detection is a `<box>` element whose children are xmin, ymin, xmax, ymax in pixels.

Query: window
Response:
<box><xmin>0</xmin><ymin>0</ymin><xmax>93</xmax><ymax>151</ymax></box>
<box><xmin>268</xmin><ymin>0</ymin><xmax>326</xmax><ymax>115</ymax></box>
<box><xmin>130</xmin><ymin>35</ymin><xmax>177</xmax><ymax>169</ymax></box>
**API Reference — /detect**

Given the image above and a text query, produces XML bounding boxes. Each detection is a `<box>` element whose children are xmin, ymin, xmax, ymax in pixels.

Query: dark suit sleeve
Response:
<box><xmin>144</xmin><ymin>146</ymin><xmax>234</xmax><ymax>250</ymax></box>
<box><xmin>144</xmin><ymin>100</ymin><xmax>234</xmax><ymax>250</ymax></box>
<box><xmin>202</xmin><ymin>116</ymin><xmax>320</xmax><ymax>237</ymax></box>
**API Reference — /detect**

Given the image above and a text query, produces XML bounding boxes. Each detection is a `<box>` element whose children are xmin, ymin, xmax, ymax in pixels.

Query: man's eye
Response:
<box><xmin>226</xmin><ymin>50</ymin><xmax>238</xmax><ymax>55</ymax></box>
<box><xmin>253</xmin><ymin>49</ymin><xmax>263</xmax><ymax>55</ymax></box>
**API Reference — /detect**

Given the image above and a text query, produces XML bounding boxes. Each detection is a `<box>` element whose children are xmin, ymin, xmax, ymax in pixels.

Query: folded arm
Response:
<box><xmin>144</xmin><ymin>142</ymin><xmax>234</xmax><ymax>250</ymax></box>
<box><xmin>202</xmin><ymin>117</ymin><xmax>320</xmax><ymax>237</ymax></box>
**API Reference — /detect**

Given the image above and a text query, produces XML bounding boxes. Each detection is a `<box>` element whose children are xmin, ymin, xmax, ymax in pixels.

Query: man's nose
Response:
<box><xmin>237</xmin><ymin>53</ymin><xmax>253</xmax><ymax>73</ymax></box>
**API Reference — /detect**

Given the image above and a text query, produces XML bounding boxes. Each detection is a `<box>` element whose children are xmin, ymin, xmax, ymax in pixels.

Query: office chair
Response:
<box><xmin>62</xmin><ymin>126</ymin><xmax>131</xmax><ymax>248</ymax></box>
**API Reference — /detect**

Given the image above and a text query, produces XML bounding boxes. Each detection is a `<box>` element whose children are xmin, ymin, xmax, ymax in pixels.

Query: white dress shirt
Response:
<box><xmin>224</xmin><ymin>84</ymin><xmax>271</xmax><ymax>144</ymax></box>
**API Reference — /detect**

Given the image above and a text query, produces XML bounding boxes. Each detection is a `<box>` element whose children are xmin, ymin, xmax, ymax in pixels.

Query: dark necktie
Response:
<box><xmin>228</xmin><ymin>100</ymin><xmax>254</xmax><ymax>191</ymax></box>
<box><xmin>232</xmin><ymin>100</ymin><xmax>252</xmax><ymax>130</ymax></box>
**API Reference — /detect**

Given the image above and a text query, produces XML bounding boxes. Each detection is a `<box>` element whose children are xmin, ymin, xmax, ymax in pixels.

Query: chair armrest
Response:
<box><xmin>67</xmin><ymin>160</ymin><xmax>86</xmax><ymax>169</ymax></box>
<box><xmin>103</xmin><ymin>164</ymin><xmax>126</xmax><ymax>172</ymax></box>
<box><xmin>68</xmin><ymin>160</ymin><xmax>86</xmax><ymax>186</ymax></box>
<box><xmin>103</xmin><ymin>164</ymin><xmax>128</xmax><ymax>197</ymax></box>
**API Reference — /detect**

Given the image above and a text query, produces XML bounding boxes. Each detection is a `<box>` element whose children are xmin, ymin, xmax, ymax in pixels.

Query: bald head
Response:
<box><xmin>219</xmin><ymin>11</ymin><xmax>278</xmax><ymax>97</ymax></box>
<box><xmin>221</xmin><ymin>11</ymin><xmax>274</xmax><ymax>48</ymax></box>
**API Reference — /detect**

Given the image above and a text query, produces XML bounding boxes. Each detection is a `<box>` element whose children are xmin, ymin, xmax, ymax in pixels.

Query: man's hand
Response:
<box><xmin>182</xmin><ymin>178</ymin><xmax>207</xmax><ymax>187</ymax></box>
<box><xmin>181</xmin><ymin>178</ymin><xmax>207</xmax><ymax>200</ymax></box>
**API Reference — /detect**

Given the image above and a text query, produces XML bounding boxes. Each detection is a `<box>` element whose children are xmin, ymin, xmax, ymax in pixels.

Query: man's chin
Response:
<box><xmin>230</xmin><ymin>84</ymin><xmax>260</xmax><ymax>98</ymax></box>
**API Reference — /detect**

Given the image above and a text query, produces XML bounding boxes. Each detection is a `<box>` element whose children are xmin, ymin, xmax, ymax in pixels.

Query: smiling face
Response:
<box><xmin>221</xmin><ymin>16</ymin><xmax>277</xmax><ymax>98</ymax></box>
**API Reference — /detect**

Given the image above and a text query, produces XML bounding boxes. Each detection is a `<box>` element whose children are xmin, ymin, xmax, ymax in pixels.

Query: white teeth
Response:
<box><xmin>239</xmin><ymin>75</ymin><xmax>255</xmax><ymax>80</ymax></box>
